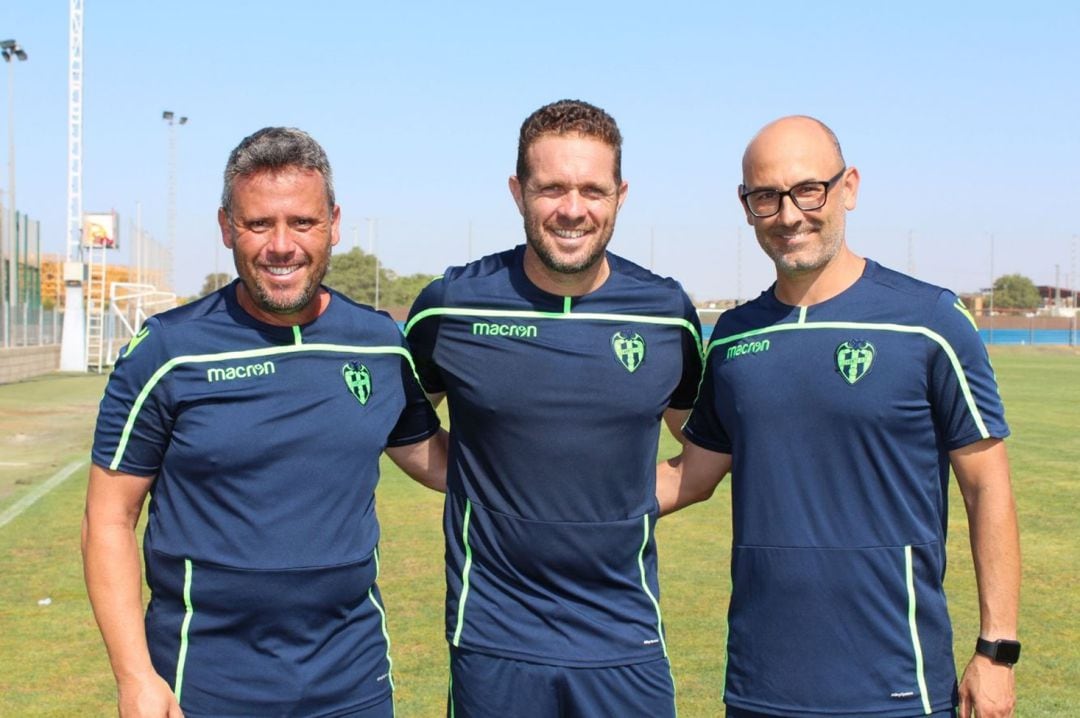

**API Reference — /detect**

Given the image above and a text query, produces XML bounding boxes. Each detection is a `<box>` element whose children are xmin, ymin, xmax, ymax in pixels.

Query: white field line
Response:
<box><xmin>0</xmin><ymin>459</ymin><xmax>87</xmax><ymax>530</ymax></box>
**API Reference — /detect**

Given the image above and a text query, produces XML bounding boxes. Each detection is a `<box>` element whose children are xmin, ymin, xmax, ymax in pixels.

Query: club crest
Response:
<box><xmin>835</xmin><ymin>340</ymin><xmax>875</xmax><ymax>385</ymax></box>
<box><xmin>342</xmin><ymin>361</ymin><xmax>372</xmax><ymax>405</ymax></box>
<box><xmin>612</xmin><ymin>331</ymin><xmax>646</xmax><ymax>373</ymax></box>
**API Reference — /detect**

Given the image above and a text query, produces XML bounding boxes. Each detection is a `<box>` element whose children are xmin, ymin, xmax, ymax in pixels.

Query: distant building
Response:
<box><xmin>40</xmin><ymin>255</ymin><xmax>153</xmax><ymax>309</ymax></box>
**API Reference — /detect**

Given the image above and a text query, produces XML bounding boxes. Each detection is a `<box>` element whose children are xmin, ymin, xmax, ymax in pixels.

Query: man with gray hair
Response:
<box><xmin>83</xmin><ymin>127</ymin><xmax>448</xmax><ymax>717</ymax></box>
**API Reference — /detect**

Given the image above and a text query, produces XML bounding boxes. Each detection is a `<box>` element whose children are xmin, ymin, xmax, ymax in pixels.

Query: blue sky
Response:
<box><xmin>2</xmin><ymin>1</ymin><xmax>1078</xmax><ymax>301</ymax></box>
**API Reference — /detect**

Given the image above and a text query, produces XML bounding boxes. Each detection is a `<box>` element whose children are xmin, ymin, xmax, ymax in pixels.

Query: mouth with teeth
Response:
<box><xmin>772</xmin><ymin>229</ymin><xmax>815</xmax><ymax>245</ymax></box>
<box><xmin>547</xmin><ymin>227</ymin><xmax>592</xmax><ymax>250</ymax></box>
<box><xmin>263</xmin><ymin>264</ymin><xmax>303</xmax><ymax>277</ymax></box>
<box><xmin>552</xmin><ymin>229</ymin><xmax>587</xmax><ymax>239</ymax></box>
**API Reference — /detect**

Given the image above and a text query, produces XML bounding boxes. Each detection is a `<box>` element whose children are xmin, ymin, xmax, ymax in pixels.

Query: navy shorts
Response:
<box><xmin>145</xmin><ymin>551</ymin><xmax>394</xmax><ymax>716</ymax></box>
<box><xmin>448</xmin><ymin>646</ymin><xmax>676</xmax><ymax>718</ymax></box>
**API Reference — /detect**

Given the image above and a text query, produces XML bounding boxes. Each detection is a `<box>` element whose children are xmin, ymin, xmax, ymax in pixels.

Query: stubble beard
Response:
<box><xmin>761</xmin><ymin>222</ymin><xmax>844</xmax><ymax>277</ymax></box>
<box><xmin>523</xmin><ymin>217</ymin><xmax>613</xmax><ymax>276</ymax></box>
<box><xmin>235</xmin><ymin>248</ymin><xmax>330</xmax><ymax>316</ymax></box>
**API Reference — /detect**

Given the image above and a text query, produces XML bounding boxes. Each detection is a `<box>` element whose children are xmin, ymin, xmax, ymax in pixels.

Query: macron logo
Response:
<box><xmin>206</xmin><ymin>360</ymin><xmax>276</xmax><ymax>383</ymax></box>
<box><xmin>472</xmin><ymin>322</ymin><xmax>538</xmax><ymax>339</ymax></box>
<box><xmin>725</xmin><ymin>339</ymin><xmax>771</xmax><ymax>361</ymax></box>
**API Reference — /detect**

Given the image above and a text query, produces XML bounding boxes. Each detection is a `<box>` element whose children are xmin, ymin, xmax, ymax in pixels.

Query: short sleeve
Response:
<box><xmin>668</xmin><ymin>289</ymin><xmax>705</xmax><ymax>409</ymax></box>
<box><xmin>681</xmin><ymin>337</ymin><xmax>732</xmax><ymax>454</ymax></box>
<box><xmin>928</xmin><ymin>291</ymin><xmax>1010</xmax><ymax>450</ymax></box>
<box><xmin>404</xmin><ymin>277</ymin><xmax>447</xmax><ymax>394</ymax></box>
<box><xmin>91</xmin><ymin>317</ymin><xmax>174</xmax><ymax>475</ymax></box>
<box><xmin>386</xmin><ymin>337</ymin><xmax>441</xmax><ymax>447</ymax></box>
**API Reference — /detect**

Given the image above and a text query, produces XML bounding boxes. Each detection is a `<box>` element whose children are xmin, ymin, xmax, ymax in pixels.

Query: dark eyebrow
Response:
<box><xmin>744</xmin><ymin>177</ymin><xmax>822</xmax><ymax>193</ymax></box>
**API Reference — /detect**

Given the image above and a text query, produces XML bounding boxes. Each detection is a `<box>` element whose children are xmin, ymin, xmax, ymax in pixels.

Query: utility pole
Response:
<box><xmin>60</xmin><ymin>0</ymin><xmax>87</xmax><ymax>371</ymax></box>
<box><xmin>2</xmin><ymin>38</ymin><xmax>29</xmax><ymax>347</ymax></box>
<box><xmin>135</xmin><ymin>201</ymin><xmax>143</xmax><ymax>285</ymax></box>
<box><xmin>162</xmin><ymin>111</ymin><xmax>187</xmax><ymax>291</ymax></box>
<box><xmin>1055</xmin><ymin>264</ymin><xmax>1061</xmax><ymax>309</ymax></box>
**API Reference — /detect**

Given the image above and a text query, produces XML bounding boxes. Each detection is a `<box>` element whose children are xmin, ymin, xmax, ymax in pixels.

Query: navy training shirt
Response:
<box><xmin>684</xmin><ymin>260</ymin><xmax>1009</xmax><ymax>717</ymax></box>
<box><xmin>406</xmin><ymin>245</ymin><xmax>703</xmax><ymax>666</ymax></box>
<box><xmin>93</xmin><ymin>281</ymin><xmax>439</xmax><ymax>571</ymax></box>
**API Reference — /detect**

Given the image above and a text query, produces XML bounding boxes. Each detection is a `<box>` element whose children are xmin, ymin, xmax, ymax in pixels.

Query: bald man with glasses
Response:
<box><xmin>658</xmin><ymin>116</ymin><xmax>1020</xmax><ymax>718</ymax></box>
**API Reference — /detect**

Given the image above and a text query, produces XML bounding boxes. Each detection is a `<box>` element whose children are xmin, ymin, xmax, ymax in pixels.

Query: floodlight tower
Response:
<box><xmin>162</xmin><ymin>111</ymin><xmax>187</xmax><ymax>291</ymax></box>
<box><xmin>2</xmin><ymin>38</ymin><xmax>28</xmax><ymax>348</ymax></box>
<box><xmin>59</xmin><ymin>0</ymin><xmax>87</xmax><ymax>371</ymax></box>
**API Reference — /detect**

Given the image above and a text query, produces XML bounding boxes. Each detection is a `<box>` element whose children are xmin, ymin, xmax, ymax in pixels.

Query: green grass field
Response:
<box><xmin>0</xmin><ymin>347</ymin><xmax>1077</xmax><ymax>715</ymax></box>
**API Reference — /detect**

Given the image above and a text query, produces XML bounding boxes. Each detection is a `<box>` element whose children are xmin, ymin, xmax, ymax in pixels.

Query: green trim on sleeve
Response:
<box><xmin>953</xmin><ymin>298</ymin><xmax>979</xmax><ymax>331</ymax></box>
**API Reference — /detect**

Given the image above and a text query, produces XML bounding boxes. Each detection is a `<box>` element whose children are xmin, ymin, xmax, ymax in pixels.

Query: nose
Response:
<box><xmin>775</xmin><ymin>193</ymin><xmax>804</xmax><ymax>225</ymax></box>
<box><xmin>266</xmin><ymin>224</ymin><xmax>295</xmax><ymax>255</ymax></box>
<box><xmin>556</xmin><ymin>190</ymin><xmax>587</xmax><ymax>222</ymax></box>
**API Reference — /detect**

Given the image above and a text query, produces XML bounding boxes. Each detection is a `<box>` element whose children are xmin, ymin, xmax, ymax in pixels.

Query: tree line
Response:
<box><xmin>197</xmin><ymin>247</ymin><xmax>436</xmax><ymax>309</ymax></box>
<box><xmin>199</xmin><ymin>263</ymin><xmax>1050</xmax><ymax>312</ymax></box>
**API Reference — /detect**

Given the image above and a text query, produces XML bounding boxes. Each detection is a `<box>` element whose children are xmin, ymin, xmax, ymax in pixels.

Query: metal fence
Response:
<box><xmin>695</xmin><ymin>310</ymin><xmax>1079</xmax><ymax>346</ymax></box>
<box><xmin>976</xmin><ymin>313</ymin><xmax>1078</xmax><ymax>346</ymax></box>
<box><xmin>0</xmin><ymin>305</ymin><xmax>62</xmax><ymax>347</ymax></box>
<box><xmin>0</xmin><ymin>306</ymin><xmax>129</xmax><ymax>353</ymax></box>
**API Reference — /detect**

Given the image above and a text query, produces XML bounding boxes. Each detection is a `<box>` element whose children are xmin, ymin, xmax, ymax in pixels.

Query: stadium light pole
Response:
<box><xmin>162</xmin><ymin>111</ymin><xmax>187</xmax><ymax>291</ymax></box>
<box><xmin>2</xmin><ymin>39</ymin><xmax>28</xmax><ymax>348</ymax></box>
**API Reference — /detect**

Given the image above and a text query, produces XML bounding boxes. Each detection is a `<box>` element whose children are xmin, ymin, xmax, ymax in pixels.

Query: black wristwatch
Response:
<box><xmin>975</xmin><ymin>637</ymin><xmax>1021</xmax><ymax>666</ymax></box>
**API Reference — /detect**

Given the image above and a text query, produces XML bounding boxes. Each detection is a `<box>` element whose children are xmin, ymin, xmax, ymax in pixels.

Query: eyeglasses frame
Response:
<box><xmin>739</xmin><ymin>167</ymin><xmax>848</xmax><ymax>218</ymax></box>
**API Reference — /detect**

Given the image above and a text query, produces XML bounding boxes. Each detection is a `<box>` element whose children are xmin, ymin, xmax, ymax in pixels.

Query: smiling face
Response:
<box><xmin>218</xmin><ymin>167</ymin><xmax>340</xmax><ymax>325</ymax></box>
<box><xmin>740</xmin><ymin>117</ymin><xmax>859</xmax><ymax>278</ymax></box>
<box><xmin>509</xmin><ymin>132</ymin><xmax>628</xmax><ymax>295</ymax></box>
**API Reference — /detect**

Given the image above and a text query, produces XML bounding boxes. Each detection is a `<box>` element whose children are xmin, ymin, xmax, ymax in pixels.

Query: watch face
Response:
<box><xmin>994</xmin><ymin>640</ymin><xmax>1021</xmax><ymax>664</ymax></box>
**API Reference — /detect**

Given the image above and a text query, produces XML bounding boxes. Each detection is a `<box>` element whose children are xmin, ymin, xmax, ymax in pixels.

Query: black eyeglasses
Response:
<box><xmin>739</xmin><ymin>168</ymin><xmax>847</xmax><ymax>218</ymax></box>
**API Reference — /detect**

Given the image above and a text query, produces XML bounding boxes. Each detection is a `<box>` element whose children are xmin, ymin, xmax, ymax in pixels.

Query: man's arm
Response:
<box><xmin>82</xmin><ymin>464</ymin><xmax>183</xmax><ymax>717</ymax></box>
<box><xmin>385</xmin><ymin>428</ymin><xmax>449</xmax><ymax>493</ymax></box>
<box><xmin>952</xmin><ymin>438</ymin><xmax>1020</xmax><ymax>718</ymax></box>
<box><xmin>662</xmin><ymin>407</ymin><xmax>690</xmax><ymax>445</ymax></box>
<box><xmin>656</xmin><ymin>441</ymin><xmax>732</xmax><ymax>516</ymax></box>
